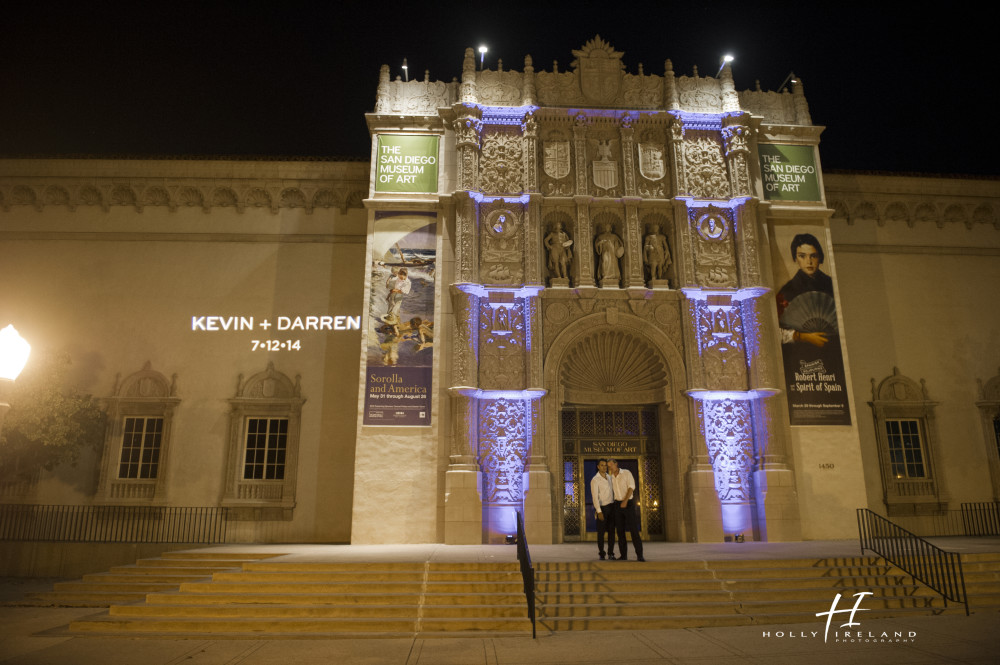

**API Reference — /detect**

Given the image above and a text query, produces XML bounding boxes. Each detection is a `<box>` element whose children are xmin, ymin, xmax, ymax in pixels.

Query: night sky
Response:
<box><xmin>1</xmin><ymin>2</ymin><xmax>993</xmax><ymax>176</ymax></box>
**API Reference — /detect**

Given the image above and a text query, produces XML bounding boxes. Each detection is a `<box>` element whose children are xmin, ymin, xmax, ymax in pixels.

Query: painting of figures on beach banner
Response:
<box><xmin>770</xmin><ymin>225</ymin><xmax>852</xmax><ymax>426</ymax></box>
<box><xmin>363</xmin><ymin>212</ymin><xmax>436</xmax><ymax>426</ymax></box>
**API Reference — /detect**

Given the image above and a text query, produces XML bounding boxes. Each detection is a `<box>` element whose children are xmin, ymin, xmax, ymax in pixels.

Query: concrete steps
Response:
<box><xmin>535</xmin><ymin>555</ymin><xmax>960</xmax><ymax>631</ymax></box>
<box><xmin>962</xmin><ymin>553</ymin><xmax>1000</xmax><ymax>611</ymax></box>
<box><xmin>68</xmin><ymin>561</ymin><xmax>533</xmax><ymax>638</ymax></box>
<box><xmin>23</xmin><ymin>551</ymin><xmax>281</xmax><ymax>607</ymax></box>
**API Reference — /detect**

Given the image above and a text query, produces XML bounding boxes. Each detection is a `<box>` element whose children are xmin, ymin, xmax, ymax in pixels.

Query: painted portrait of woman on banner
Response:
<box><xmin>772</xmin><ymin>227</ymin><xmax>852</xmax><ymax>426</ymax></box>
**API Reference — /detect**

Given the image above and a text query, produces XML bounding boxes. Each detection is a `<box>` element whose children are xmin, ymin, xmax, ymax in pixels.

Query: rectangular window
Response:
<box><xmin>243</xmin><ymin>418</ymin><xmax>288</xmax><ymax>480</ymax></box>
<box><xmin>118</xmin><ymin>417</ymin><xmax>163</xmax><ymax>479</ymax></box>
<box><xmin>885</xmin><ymin>419</ymin><xmax>926</xmax><ymax>479</ymax></box>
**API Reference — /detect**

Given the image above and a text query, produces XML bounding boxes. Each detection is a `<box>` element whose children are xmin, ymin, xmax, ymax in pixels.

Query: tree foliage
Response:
<box><xmin>0</xmin><ymin>352</ymin><xmax>105</xmax><ymax>481</ymax></box>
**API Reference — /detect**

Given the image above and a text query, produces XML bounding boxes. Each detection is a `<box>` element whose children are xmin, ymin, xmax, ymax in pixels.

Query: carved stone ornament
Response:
<box><xmin>480</xmin><ymin>128</ymin><xmax>524</xmax><ymax>194</ymax></box>
<box><xmin>684</xmin><ymin>134</ymin><xmax>731</xmax><ymax>200</ymax></box>
<box><xmin>480</xmin><ymin>205</ymin><xmax>524</xmax><ymax>285</ymax></box>
<box><xmin>638</xmin><ymin>143</ymin><xmax>666</xmax><ymax>181</ymax></box>
<box><xmin>478</xmin><ymin>398</ymin><xmax>529</xmax><ymax>504</ymax></box>
<box><xmin>543</xmin><ymin>141</ymin><xmax>571</xmax><ymax>180</ymax></box>
<box><xmin>479</xmin><ymin>302</ymin><xmax>526</xmax><ymax>390</ymax></box>
<box><xmin>572</xmin><ymin>35</ymin><xmax>624</xmax><ymax>105</ymax></box>
<box><xmin>692</xmin><ymin>209</ymin><xmax>737</xmax><ymax>289</ymax></box>
<box><xmin>702</xmin><ymin>398</ymin><xmax>754</xmax><ymax>503</ymax></box>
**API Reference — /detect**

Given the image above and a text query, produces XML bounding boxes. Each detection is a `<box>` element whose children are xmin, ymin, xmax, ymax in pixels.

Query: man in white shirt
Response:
<box><xmin>589</xmin><ymin>458</ymin><xmax>617</xmax><ymax>560</ymax></box>
<box><xmin>608</xmin><ymin>458</ymin><xmax>645</xmax><ymax>562</ymax></box>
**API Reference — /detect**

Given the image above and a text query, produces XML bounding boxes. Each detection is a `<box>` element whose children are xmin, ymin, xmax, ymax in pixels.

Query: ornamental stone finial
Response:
<box><xmin>719</xmin><ymin>60</ymin><xmax>740</xmax><ymax>112</ymax></box>
<box><xmin>460</xmin><ymin>47</ymin><xmax>478</xmax><ymax>104</ymax></box>
<box><xmin>522</xmin><ymin>54</ymin><xmax>536</xmax><ymax>106</ymax></box>
<box><xmin>375</xmin><ymin>64</ymin><xmax>391</xmax><ymax>113</ymax></box>
<box><xmin>664</xmin><ymin>59</ymin><xmax>679</xmax><ymax>110</ymax></box>
<box><xmin>790</xmin><ymin>73</ymin><xmax>812</xmax><ymax>124</ymax></box>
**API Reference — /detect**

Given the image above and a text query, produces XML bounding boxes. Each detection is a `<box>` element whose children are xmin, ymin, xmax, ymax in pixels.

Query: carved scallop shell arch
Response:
<box><xmin>560</xmin><ymin>329</ymin><xmax>668</xmax><ymax>404</ymax></box>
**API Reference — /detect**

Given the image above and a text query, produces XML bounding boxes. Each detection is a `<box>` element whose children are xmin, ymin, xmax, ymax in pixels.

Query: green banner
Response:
<box><xmin>759</xmin><ymin>144</ymin><xmax>821</xmax><ymax>201</ymax></box>
<box><xmin>375</xmin><ymin>135</ymin><xmax>440</xmax><ymax>194</ymax></box>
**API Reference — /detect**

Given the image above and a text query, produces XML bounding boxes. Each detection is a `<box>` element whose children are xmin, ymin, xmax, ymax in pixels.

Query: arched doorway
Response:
<box><xmin>541</xmin><ymin>313</ymin><xmax>691</xmax><ymax>543</ymax></box>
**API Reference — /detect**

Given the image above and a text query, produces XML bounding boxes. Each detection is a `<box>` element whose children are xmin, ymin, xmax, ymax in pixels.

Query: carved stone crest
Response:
<box><xmin>543</xmin><ymin>141</ymin><xmax>571</xmax><ymax>180</ymax></box>
<box><xmin>592</xmin><ymin>140</ymin><xmax>618</xmax><ymax>190</ymax></box>
<box><xmin>572</xmin><ymin>36</ymin><xmax>623</xmax><ymax>106</ymax></box>
<box><xmin>638</xmin><ymin>143</ymin><xmax>666</xmax><ymax>181</ymax></box>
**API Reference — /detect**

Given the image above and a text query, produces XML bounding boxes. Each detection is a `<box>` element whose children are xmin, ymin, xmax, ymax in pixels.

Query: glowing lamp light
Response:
<box><xmin>723</xmin><ymin>54</ymin><xmax>734</xmax><ymax>63</ymax></box>
<box><xmin>401</xmin><ymin>57</ymin><xmax>408</xmax><ymax>82</ymax></box>
<box><xmin>478</xmin><ymin>45</ymin><xmax>488</xmax><ymax>69</ymax></box>
<box><xmin>0</xmin><ymin>325</ymin><xmax>30</xmax><ymax>381</ymax></box>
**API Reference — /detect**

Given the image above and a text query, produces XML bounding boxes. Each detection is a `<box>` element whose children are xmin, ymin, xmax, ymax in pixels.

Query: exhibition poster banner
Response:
<box><xmin>374</xmin><ymin>134</ymin><xmax>440</xmax><ymax>194</ymax></box>
<box><xmin>759</xmin><ymin>144</ymin><xmax>821</xmax><ymax>202</ymax></box>
<box><xmin>363</xmin><ymin>212</ymin><xmax>436</xmax><ymax>426</ymax></box>
<box><xmin>770</xmin><ymin>225</ymin><xmax>851</xmax><ymax>426</ymax></box>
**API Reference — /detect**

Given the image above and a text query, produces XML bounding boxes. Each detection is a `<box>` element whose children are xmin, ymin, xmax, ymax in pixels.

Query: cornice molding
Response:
<box><xmin>0</xmin><ymin>159</ymin><xmax>369</xmax><ymax>214</ymax></box>
<box><xmin>825</xmin><ymin>173</ymin><xmax>1000</xmax><ymax>230</ymax></box>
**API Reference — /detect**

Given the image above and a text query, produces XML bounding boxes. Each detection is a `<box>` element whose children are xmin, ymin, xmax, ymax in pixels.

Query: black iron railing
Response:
<box><xmin>515</xmin><ymin>510</ymin><xmax>536</xmax><ymax>638</ymax></box>
<box><xmin>961</xmin><ymin>501</ymin><xmax>1000</xmax><ymax>536</ymax></box>
<box><xmin>857</xmin><ymin>508</ymin><xmax>968</xmax><ymax>615</ymax></box>
<box><xmin>0</xmin><ymin>504</ymin><xmax>228</xmax><ymax>543</ymax></box>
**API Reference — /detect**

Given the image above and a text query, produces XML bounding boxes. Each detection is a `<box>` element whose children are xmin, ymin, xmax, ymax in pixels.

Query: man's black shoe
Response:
<box><xmin>599</xmin><ymin>554</ymin><xmax>606</xmax><ymax>560</ymax></box>
<box><xmin>637</xmin><ymin>557</ymin><xmax>646</xmax><ymax>562</ymax></box>
<box><xmin>607</xmin><ymin>554</ymin><xmax>616</xmax><ymax>560</ymax></box>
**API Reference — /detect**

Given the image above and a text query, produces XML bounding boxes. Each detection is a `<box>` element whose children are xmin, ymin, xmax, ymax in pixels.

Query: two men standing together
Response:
<box><xmin>590</xmin><ymin>458</ymin><xmax>645</xmax><ymax>562</ymax></box>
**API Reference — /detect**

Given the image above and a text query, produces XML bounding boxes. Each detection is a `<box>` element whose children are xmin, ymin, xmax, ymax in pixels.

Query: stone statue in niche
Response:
<box><xmin>544</xmin><ymin>221</ymin><xmax>574</xmax><ymax>286</ymax></box>
<box><xmin>594</xmin><ymin>222</ymin><xmax>624</xmax><ymax>288</ymax></box>
<box><xmin>643</xmin><ymin>223</ymin><xmax>672</xmax><ymax>287</ymax></box>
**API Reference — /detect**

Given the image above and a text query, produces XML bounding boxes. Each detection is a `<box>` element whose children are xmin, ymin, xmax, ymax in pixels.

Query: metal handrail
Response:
<box><xmin>857</xmin><ymin>508</ymin><xmax>968</xmax><ymax>615</ymax></box>
<box><xmin>0</xmin><ymin>504</ymin><xmax>229</xmax><ymax>543</ymax></box>
<box><xmin>961</xmin><ymin>501</ymin><xmax>1000</xmax><ymax>536</ymax></box>
<box><xmin>515</xmin><ymin>511</ymin><xmax>536</xmax><ymax>638</ymax></box>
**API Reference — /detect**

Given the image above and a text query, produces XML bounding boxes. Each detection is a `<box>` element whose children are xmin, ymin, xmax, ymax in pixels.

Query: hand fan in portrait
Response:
<box><xmin>781</xmin><ymin>291</ymin><xmax>838</xmax><ymax>334</ymax></box>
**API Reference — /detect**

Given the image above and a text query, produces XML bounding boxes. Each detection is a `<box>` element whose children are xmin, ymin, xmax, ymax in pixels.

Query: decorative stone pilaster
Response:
<box><xmin>732</xmin><ymin>198</ymin><xmax>763</xmax><ymax>287</ymax></box>
<box><xmin>667</xmin><ymin>117</ymin><xmax>686</xmax><ymax>198</ymax></box>
<box><xmin>574</xmin><ymin>201</ymin><xmax>595</xmax><ymax>287</ymax></box>
<box><xmin>454</xmin><ymin>110</ymin><xmax>482</xmax><ymax>194</ymax></box>
<box><xmin>524</xmin><ymin>195</ymin><xmax>543</xmax><ymax>285</ymax></box>
<box><xmin>722</xmin><ymin>113</ymin><xmax>753</xmax><ymax>198</ymax></box>
<box><xmin>572</xmin><ymin>114</ymin><xmax>590</xmax><ymax>196</ymax></box>
<box><xmin>454</xmin><ymin>193</ymin><xmax>478</xmax><ymax>283</ymax></box>
<box><xmin>620</xmin><ymin>116</ymin><xmax>636</xmax><ymax>197</ymax></box>
<box><xmin>522</xmin><ymin>112</ymin><xmax>539</xmax><ymax>194</ymax></box>
<box><xmin>451</xmin><ymin>286</ymin><xmax>479</xmax><ymax>387</ymax></box>
<box><xmin>623</xmin><ymin>202</ymin><xmax>643</xmax><ymax>288</ymax></box>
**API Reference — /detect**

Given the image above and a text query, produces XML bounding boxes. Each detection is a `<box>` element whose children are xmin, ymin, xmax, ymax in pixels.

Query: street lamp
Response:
<box><xmin>0</xmin><ymin>325</ymin><xmax>31</xmax><ymax>438</ymax></box>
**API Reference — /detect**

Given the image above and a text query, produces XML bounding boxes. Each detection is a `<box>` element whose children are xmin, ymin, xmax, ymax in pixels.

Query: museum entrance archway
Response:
<box><xmin>560</xmin><ymin>405</ymin><xmax>665</xmax><ymax>542</ymax></box>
